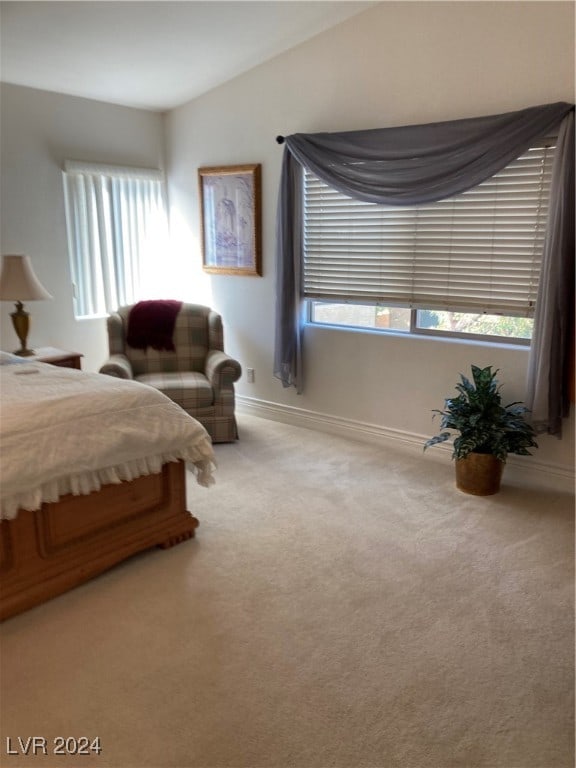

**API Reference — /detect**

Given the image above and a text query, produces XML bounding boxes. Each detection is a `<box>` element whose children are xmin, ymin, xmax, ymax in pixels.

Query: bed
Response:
<box><xmin>0</xmin><ymin>353</ymin><xmax>215</xmax><ymax>621</ymax></box>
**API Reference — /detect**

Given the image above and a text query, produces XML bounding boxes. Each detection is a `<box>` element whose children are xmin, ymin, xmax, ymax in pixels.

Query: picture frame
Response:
<box><xmin>198</xmin><ymin>163</ymin><xmax>262</xmax><ymax>276</ymax></box>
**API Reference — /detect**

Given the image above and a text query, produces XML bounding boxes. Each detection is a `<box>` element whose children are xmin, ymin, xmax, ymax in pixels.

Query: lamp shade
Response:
<box><xmin>0</xmin><ymin>255</ymin><xmax>53</xmax><ymax>301</ymax></box>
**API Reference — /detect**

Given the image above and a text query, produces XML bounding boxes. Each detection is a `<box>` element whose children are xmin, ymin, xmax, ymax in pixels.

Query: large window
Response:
<box><xmin>303</xmin><ymin>138</ymin><xmax>555</xmax><ymax>342</ymax></box>
<box><xmin>63</xmin><ymin>161</ymin><xmax>169</xmax><ymax>319</ymax></box>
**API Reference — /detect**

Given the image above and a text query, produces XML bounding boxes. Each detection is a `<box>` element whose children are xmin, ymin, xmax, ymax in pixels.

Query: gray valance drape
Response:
<box><xmin>274</xmin><ymin>102</ymin><xmax>575</xmax><ymax>435</ymax></box>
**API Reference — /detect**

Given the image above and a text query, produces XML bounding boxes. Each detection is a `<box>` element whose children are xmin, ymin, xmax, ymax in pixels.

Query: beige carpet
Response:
<box><xmin>0</xmin><ymin>414</ymin><xmax>574</xmax><ymax>768</ymax></box>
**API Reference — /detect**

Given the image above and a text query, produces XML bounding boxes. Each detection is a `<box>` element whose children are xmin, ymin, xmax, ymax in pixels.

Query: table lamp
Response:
<box><xmin>0</xmin><ymin>254</ymin><xmax>53</xmax><ymax>356</ymax></box>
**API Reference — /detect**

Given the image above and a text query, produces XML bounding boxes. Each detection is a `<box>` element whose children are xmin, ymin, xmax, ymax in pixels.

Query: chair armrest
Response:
<box><xmin>205</xmin><ymin>350</ymin><xmax>242</xmax><ymax>393</ymax></box>
<box><xmin>99</xmin><ymin>354</ymin><xmax>134</xmax><ymax>380</ymax></box>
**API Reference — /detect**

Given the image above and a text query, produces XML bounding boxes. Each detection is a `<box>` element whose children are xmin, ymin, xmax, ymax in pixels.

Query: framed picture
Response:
<box><xmin>198</xmin><ymin>164</ymin><xmax>262</xmax><ymax>276</ymax></box>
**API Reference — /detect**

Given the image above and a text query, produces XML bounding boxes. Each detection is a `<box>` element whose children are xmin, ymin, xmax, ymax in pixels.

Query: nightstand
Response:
<box><xmin>26</xmin><ymin>346</ymin><xmax>83</xmax><ymax>370</ymax></box>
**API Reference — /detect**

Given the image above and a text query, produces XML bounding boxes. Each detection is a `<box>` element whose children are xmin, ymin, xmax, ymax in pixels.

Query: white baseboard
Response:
<box><xmin>237</xmin><ymin>395</ymin><xmax>575</xmax><ymax>494</ymax></box>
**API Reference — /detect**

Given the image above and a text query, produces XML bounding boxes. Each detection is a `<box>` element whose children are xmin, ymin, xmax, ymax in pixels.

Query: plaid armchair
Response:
<box><xmin>99</xmin><ymin>303</ymin><xmax>242</xmax><ymax>443</ymax></box>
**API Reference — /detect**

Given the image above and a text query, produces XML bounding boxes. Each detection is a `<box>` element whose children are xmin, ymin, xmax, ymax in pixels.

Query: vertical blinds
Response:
<box><xmin>63</xmin><ymin>162</ymin><xmax>168</xmax><ymax>318</ymax></box>
<box><xmin>303</xmin><ymin>140</ymin><xmax>555</xmax><ymax>317</ymax></box>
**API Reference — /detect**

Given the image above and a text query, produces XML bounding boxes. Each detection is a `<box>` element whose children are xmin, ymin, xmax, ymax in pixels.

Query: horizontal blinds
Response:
<box><xmin>303</xmin><ymin>141</ymin><xmax>555</xmax><ymax>316</ymax></box>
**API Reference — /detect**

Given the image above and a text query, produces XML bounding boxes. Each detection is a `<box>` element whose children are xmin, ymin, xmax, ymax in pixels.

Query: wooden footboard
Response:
<box><xmin>0</xmin><ymin>461</ymin><xmax>198</xmax><ymax>621</ymax></box>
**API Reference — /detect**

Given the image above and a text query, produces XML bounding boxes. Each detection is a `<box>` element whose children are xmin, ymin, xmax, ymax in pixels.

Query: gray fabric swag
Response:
<box><xmin>274</xmin><ymin>102</ymin><xmax>574</xmax><ymax>435</ymax></box>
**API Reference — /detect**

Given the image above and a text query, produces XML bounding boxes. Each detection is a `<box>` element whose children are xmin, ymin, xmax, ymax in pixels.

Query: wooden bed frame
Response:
<box><xmin>0</xmin><ymin>461</ymin><xmax>198</xmax><ymax>621</ymax></box>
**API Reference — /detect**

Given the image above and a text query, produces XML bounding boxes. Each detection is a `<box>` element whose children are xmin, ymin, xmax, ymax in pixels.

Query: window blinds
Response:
<box><xmin>303</xmin><ymin>140</ymin><xmax>555</xmax><ymax>317</ymax></box>
<box><xmin>63</xmin><ymin>161</ymin><xmax>169</xmax><ymax>319</ymax></box>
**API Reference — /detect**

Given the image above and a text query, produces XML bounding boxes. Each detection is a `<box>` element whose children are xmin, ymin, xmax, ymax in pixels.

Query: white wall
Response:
<box><xmin>165</xmin><ymin>2</ymin><xmax>575</xmax><ymax>478</ymax></box>
<box><xmin>0</xmin><ymin>83</ymin><xmax>165</xmax><ymax>372</ymax></box>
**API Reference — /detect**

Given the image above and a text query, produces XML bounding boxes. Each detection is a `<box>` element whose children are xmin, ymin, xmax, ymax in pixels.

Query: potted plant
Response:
<box><xmin>424</xmin><ymin>365</ymin><xmax>538</xmax><ymax>495</ymax></box>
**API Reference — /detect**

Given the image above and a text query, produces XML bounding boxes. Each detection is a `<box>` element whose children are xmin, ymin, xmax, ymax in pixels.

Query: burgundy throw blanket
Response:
<box><xmin>126</xmin><ymin>300</ymin><xmax>183</xmax><ymax>351</ymax></box>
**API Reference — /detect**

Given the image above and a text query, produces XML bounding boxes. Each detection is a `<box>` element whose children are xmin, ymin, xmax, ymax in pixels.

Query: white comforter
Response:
<box><xmin>0</xmin><ymin>359</ymin><xmax>215</xmax><ymax>519</ymax></box>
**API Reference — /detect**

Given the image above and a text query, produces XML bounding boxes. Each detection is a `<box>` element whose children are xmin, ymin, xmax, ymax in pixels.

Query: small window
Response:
<box><xmin>63</xmin><ymin>161</ymin><xmax>169</xmax><ymax>319</ymax></box>
<box><xmin>309</xmin><ymin>303</ymin><xmax>532</xmax><ymax>343</ymax></box>
<box><xmin>304</xmin><ymin>138</ymin><xmax>555</xmax><ymax>342</ymax></box>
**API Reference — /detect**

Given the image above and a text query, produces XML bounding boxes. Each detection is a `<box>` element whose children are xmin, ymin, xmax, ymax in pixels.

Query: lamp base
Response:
<box><xmin>10</xmin><ymin>301</ymin><xmax>35</xmax><ymax>356</ymax></box>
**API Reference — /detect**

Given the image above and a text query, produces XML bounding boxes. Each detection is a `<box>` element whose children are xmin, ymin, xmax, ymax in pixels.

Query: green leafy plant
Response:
<box><xmin>424</xmin><ymin>365</ymin><xmax>538</xmax><ymax>462</ymax></box>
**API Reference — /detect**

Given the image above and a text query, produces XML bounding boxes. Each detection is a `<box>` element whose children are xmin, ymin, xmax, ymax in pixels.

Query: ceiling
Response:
<box><xmin>0</xmin><ymin>1</ymin><xmax>375</xmax><ymax>112</ymax></box>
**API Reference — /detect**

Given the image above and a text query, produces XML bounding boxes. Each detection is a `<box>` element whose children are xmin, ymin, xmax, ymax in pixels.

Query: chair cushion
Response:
<box><xmin>136</xmin><ymin>372</ymin><xmax>214</xmax><ymax>409</ymax></box>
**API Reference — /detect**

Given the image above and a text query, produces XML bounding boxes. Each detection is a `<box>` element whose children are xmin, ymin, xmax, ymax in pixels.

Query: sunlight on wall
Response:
<box><xmin>167</xmin><ymin>206</ymin><xmax>214</xmax><ymax>306</ymax></box>
<box><xmin>135</xmin><ymin>198</ymin><xmax>176</xmax><ymax>302</ymax></box>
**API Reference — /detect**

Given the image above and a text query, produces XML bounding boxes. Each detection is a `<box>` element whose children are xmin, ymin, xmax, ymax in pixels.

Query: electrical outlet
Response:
<box><xmin>246</xmin><ymin>368</ymin><xmax>255</xmax><ymax>383</ymax></box>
